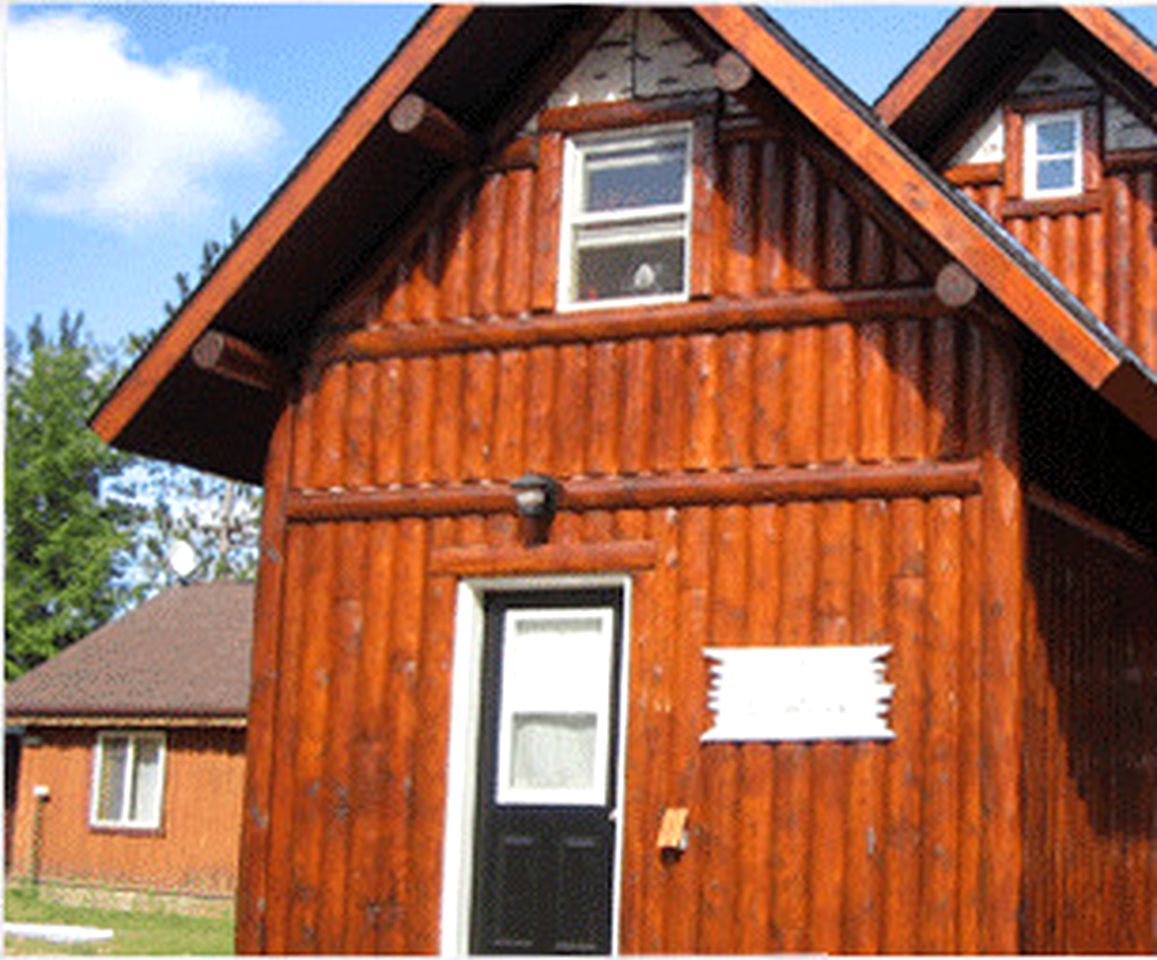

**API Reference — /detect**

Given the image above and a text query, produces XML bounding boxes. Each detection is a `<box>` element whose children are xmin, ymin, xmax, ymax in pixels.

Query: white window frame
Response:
<box><xmin>89</xmin><ymin>730</ymin><xmax>166</xmax><ymax>830</ymax></box>
<box><xmin>1023</xmin><ymin>109</ymin><xmax>1083</xmax><ymax>199</ymax></box>
<box><xmin>557</xmin><ymin>124</ymin><xmax>692</xmax><ymax>311</ymax></box>
<box><xmin>494</xmin><ymin>607</ymin><xmax>617</xmax><ymax>807</ymax></box>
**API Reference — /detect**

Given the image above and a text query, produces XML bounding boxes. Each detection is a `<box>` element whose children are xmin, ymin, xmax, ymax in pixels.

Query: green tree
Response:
<box><xmin>5</xmin><ymin>313</ymin><xmax>135</xmax><ymax>678</ymax></box>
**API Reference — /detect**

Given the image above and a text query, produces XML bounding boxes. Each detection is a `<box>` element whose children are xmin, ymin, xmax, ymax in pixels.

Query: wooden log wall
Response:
<box><xmin>10</xmin><ymin>727</ymin><xmax>246</xmax><ymax>897</ymax></box>
<box><xmin>236</xmin><ymin>107</ymin><xmax>1033</xmax><ymax>954</ymax></box>
<box><xmin>1022</xmin><ymin>504</ymin><xmax>1156</xmax><ymax>954</ymax></box>
<box><xmin>956</xmin><ymin>161</ymin><xmax>1157</xmax><ymax>371</ymax></box>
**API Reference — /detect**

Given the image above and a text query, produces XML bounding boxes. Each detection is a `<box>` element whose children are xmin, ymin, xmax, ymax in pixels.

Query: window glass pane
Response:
<box><xmin>1038</xmin><ymin>158</ymin><xmax>1076</xmax><ymax>191</ymax></box>
<box><xmin>510</xmin><ymin>713</ymin><xmax>598</xmax><ymax>791</ymax></box>
<box><xmin>129</xmin><ymin>739</ymin><xmax>162</xmax><ymax>824</ymax></box>
<box><xmin>1036</xmin><ymin>119</ymin><xmax>1076</xmax><ymax>156</ymax></box>
<box><xmin>97</xmin><ymin>738</ymin><xmax>128</xmax><ymax>822</ymax></box>
<box><xmin>583</xmin><ymin>142</ymin><xmax>686</xmax><ymax>212</ymax></box>
<box><xmin>575</xmin><ymin>237</ymin><xmax>685</xmax><ymax>302</ymax></box>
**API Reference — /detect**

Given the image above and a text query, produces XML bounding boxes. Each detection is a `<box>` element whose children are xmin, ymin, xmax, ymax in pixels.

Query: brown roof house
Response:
<box><xmin>6</xmin><ymin>581</ymin><xmax>253</xmax><ymax>907</ymax></box>
<box><xmin>88</xmin><ymin>5</ymin><xmax>1155</xmax><ymax>954</ymax></box>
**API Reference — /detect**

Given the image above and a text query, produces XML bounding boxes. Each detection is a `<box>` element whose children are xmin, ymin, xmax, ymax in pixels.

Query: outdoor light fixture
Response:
<box><xmin>512</xmin><ymin>473</ymin><xmax>560</xmax><ymax>520</ymax></box>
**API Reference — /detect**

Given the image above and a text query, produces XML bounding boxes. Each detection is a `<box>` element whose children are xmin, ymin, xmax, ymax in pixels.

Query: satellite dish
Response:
<box><xmin>168</xmin><ymin>541</ymin><xmax>198</xmax><ymax>581</ymax></box>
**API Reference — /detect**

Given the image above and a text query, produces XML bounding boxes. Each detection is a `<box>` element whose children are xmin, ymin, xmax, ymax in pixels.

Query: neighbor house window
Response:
<box><xmin>559</xmin><ymin>125</ymin><xmax>692</xmax><ymax>309</ymax></box>
<box><xmin>90</xmin><ymin>731</ymin><xmax>165</xmax><ymax>830</ymax></box>
<box><xmin>1023</xmin><ymin>111</ymin><xmax>1082</xmax><ymax>198</ymax></box>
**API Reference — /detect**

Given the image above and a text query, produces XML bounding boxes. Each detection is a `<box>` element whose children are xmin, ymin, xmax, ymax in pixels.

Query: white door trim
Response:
<box><xmin>439</xmin><ymin>574</ymin><xmax>633</xmax><ymax>956</ymax></box>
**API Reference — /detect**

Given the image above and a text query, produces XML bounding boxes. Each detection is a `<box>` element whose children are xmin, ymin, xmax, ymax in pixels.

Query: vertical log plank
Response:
<box><xmin>236</xmin><ymin>404</ymin><xmax>294</xmax><ymax>954</ymax></box>
<box><xmin>810</xmin><ymin>500</ymin><xmax>853</xmax><ymax>948</ymax></box>
<box><xmin>344</xmin><ymin>522</ymin><xmax>397</xmax><ymax>954</ymax></box>
<box><xmin>696</xmin><ymin>506</ymin><xmax>745</xmax><ymax>951</ymax></box>
<box><xmin>738</xmin><ymin>503</ymin><xmax>779</xmax><ymax>951</ymax></box>
<box><xmin>500</xmin><ymin>168</ymin><xmax>535</xmax><ymax>317</ymax></box>
<box><xmin>978</xmin><ymin>330</ymin><xmax>1023</xmax><ymax>953</ymax></box>
<box><xmin>286</xmin><ymin>524</ymin><xmax>338</xmax><ymax>952</ymax></box>
<box><xmin>373</xmin><ymin>359</ymin><xmax>405</xmax><ymax>486</ymax></box>
<box><xmin>774</xmin><ymin>501</ymin><xmax>816</xmax><ymax>950</ymax></box>
<box><xmin>432</xmin><ymin>355</ymin><xmax>463</xmax><ymax>482</ymax></box>
<box><xmin>621</xmin><ymin>339</ymin><xmax>654</xmax><ymax>474</ymax></box>
<box><xmin>587</xmin><ymin>341</ymin><xmax>623</xmax><ymax>476</ymax></box>
<box><xmin>317</xmin><ymin>523</ymin><xmax>368</xmax><ymax>948</ymax></box>
<box><xmin>262</xmin><ymin>522</ymin><xmax>309</xmax><ymax>954</ymax></box>
<box><xmin>531</xmin><ymin>133</ymin><xmax>563</xmax><ymax>312</ymax></box>
<box><xmin>921</xmin><ymin>496</ymin><xmax>962</xmax><ymax>952</ymax></box>
<box><xmin>752</xmin><ymin>329</ymin><xmax>787</xmax><ymax>466</ymax></box>
<box><xmin>882</xmin><ymin>499</ymin><xmax>925</xmax><ymax>952</ymax></box>
<box><xmin>492</xmin><ymin>350</ymin><xmax>527</xmax><ymax>479</ymax></box>
<box><xmin>686</xmin><ymin>335</ymin><xmax>720</xmax><ymax>471</ymax></box>
<box><xmin>462</xmin><ymin>351</ymin><xmax>497</xmax><ymax>481</ymax></box>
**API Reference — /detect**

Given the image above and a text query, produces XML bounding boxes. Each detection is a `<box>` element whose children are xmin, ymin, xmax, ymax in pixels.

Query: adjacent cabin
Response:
<box><xmin>91</xmin><ymin>6</ymin><xmax>1155</xmax><ymax>955</ymax></box>
<box><xmin>6</xmin><ymin>582</ymin><xmax>253</xmax><ymax>904</ymax></box>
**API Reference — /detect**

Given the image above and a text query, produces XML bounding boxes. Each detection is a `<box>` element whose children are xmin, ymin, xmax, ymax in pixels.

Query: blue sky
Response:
<box><xmin>6</xmin><ymin>4</ymin><xmax>1157</xmax><ymax>352</ymax></box>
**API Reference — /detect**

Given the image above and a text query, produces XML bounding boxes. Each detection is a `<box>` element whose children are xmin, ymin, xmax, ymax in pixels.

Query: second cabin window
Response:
<box><xmin>1023</xmin><ymin>110</ymin><xmax>1082</xmax><ymax>198</ymax></box>
<box><xmin>559</xmin><ymin>125</ymin><xmax>692</xmax><ymax>310</ymax></box>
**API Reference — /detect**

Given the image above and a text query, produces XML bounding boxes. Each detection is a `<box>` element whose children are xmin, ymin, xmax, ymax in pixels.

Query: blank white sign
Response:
<box><xmin>702</xmin><ymin>645</ymin><xmax>895</xmax><ymax>742</ymax></box>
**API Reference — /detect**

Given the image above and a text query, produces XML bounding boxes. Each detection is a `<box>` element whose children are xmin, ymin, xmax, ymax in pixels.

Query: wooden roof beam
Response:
<box><xmin>389</xmin><ymin>92</ymin><xmax>478</xmax><ymax>163</ymax></box>
<box><xmin>192</xmin><ymin>331</ymin><xmax>288</xmax><ymax>395</ymax></box>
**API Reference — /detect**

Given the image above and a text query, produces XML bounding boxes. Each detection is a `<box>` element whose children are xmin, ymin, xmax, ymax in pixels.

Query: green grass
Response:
<box><xmin>4</xmin><ymin>886</ymin><xmax>234</xmax><ymax>956</ymax></box>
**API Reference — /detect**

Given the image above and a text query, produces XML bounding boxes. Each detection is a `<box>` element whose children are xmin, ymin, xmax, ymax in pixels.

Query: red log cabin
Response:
<box><xmin>91</xmin><ymin>6</ymin><xmax>1156</xmax><ymax>954</ymax></box>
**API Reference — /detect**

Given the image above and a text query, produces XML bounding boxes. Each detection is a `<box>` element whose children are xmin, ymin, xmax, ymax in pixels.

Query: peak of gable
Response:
<box><xmin>547</xmin><ymin>10</ymin><xmax>716</xmax><ymax>109</ymax></box>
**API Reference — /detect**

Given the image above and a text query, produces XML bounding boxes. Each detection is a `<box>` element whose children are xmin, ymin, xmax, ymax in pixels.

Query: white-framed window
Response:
<box><xmin>495</xmin><ymin>608</ymin><xmax>617</xmax><ymax>806</ymax></box>
<box><xmin>558</xmin><ymin>124</ymin><xmax>692</xmax><ymax>310</ymax></box>
<box><xmin>1023</xmin><ymin>110</ymin><xmax>1083</xmax><ymax>198</ymax></box>
<box><xmin>90</xmin><ymin>731</ymin><xmax>166</xmax><ymax>830</ymax></box>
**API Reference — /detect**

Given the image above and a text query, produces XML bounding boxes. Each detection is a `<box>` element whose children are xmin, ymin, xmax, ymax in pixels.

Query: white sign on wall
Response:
<box><xmin>702</xmin><ymin>645</ymin><xmax>895</xmax><ymax>743</ymax></box>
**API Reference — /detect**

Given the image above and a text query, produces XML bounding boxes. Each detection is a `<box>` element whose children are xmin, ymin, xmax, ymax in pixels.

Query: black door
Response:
<box><xmin>470</xmin><ymin>589</ymin><xmax>624</xmax><ymax>955</ymax></box>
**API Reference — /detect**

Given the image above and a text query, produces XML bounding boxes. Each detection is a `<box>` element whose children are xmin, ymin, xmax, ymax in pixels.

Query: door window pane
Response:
<box><xmin>510</xmin><ymin>713</ymin><xmax>598</xmax><ymax>791</ymax></box>
<box><xmin>497</xmin><ymin>609</ymin><xmax>615</xmax><ymax>805</ymax></box>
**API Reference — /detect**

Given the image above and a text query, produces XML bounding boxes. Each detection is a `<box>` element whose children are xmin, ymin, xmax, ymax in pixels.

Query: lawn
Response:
<box><xmin>4</xmin><ymin>886</ymin><xmax>235</xmax><ymax>956</ymax></box>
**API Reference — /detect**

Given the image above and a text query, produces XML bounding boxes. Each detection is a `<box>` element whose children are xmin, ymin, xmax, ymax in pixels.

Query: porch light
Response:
<box><xmin>512</xmin><ymin>473</ymin><xmax>560</xmax><ymax>520</ymax></box>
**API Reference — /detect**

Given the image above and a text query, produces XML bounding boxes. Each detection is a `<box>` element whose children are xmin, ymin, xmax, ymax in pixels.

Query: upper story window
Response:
<box><xmin>558</xmin><ymin>125</ymin><xmax>691</xmax><ymax>310</ymax></box>
<box><xmin>1023</xmin><ymin>110</ymin><xmax>1083</xmax><ymax>198</ymax></box>
<box><xmin>90</xmin><ymin>731</ymin><xmax>166</xmax><ymax>830</ymax></box>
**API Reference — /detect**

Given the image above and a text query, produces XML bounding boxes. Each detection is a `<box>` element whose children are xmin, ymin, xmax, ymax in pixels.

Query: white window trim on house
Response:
<box><xmin>1023</xmin><ymin>109</ymin><xmax>1083</xmax><ymax>199</ymax></box>
<box><xmin>557</xmin><ymin>124</ymin><xmax>693</xmax><ymax>311</ymax></box>
<box><xmin>89</xmin><ymin>730</ymin><xmax>166</xmax><ymax>830</ymax></box>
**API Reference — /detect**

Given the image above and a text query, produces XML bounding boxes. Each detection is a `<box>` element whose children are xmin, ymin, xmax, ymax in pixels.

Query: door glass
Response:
<box><xmin>497</xmin><ymin>610</ymin><xmax>614</xmax><ymax>806</ymax></box>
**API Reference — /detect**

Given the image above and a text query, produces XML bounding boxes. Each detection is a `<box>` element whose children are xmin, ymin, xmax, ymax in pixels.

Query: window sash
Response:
<box><xmin>1024</xmin><ymin>110</ymin><xmax>1083</xmax><ymax>198</ymax></box>
<box><xmin>559</xmin><ymin>124</ymin><xmax>692</xmax><ymax>310</ymax></box>
<box><xmin>90</xmin><ymin>732</ymin><xmax>165</xmax><ymax>829</ymax></box>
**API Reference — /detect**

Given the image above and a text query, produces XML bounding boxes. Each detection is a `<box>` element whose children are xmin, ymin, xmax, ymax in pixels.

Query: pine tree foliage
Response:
<box><xmin>5</xmin><ymin>313</ymin><xmax>134</xmax><ymax>678</ymax></box>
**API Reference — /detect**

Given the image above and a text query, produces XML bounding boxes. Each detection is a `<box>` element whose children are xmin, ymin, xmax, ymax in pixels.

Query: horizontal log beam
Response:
<box><xmin>10</xmin><ymin>714</ymin><xmax>247</xmax><ymax>729</ymax></box>
<box><xmin>1026</xmin><ymin>483</ymin><xmax>1153</xmax><ymax>564</ymax></box>
<box><xmin>389</xmin><ymin>92</ymin><xmax>476</xmax><ymax>162</ymax></box>
<box><xmin>192</xmin><ymin>331</ymin><xmax>288</xmax><ymax>394</ymax></box>
<box><xmin>714</xmin><ymin>51</ymin><xmax>754</xmax><ymax>92</ymax></box>
<box><xmin>316</xmin><ymin>286</ymin><xmax>943</xmax><ymax>366</ymax></box>
<box><xmin>430</xmin><ymin>540</ymin><xmax>657</xmax><ymax>576</ymax></box>
<box><xmin>285</xmin><ymin>460</ymin><xmax>982</xmax><ymax>524</ymax></box>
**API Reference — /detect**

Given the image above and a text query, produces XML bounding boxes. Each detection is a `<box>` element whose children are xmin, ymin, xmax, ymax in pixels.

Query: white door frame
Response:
<box><xmin>439</xmin><ymin>574</ymin><xmax>633</xmax><ymax>956</ymax></box>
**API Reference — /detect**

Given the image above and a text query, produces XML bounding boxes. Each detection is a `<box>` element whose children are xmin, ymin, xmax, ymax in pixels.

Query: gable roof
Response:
<box><xmin>876</xmin><ymin>6</ymin><xmax>1157</xmax><ymax>157</ymax></box>
<box><xmin>91</xmin><ymin>6</ymin><xmax>1157</xmax><ymax>484</ymax></box>
<box><xmin>5</xmin><ymin>582</ymin><xmax>254</xmax><ymax>724</ymax></box>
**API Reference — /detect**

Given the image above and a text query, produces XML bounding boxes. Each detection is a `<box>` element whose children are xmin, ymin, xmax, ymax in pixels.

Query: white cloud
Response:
<box><xmin>8</xmin><ymin>12</ymin><xmax>282</xmax><ymax>228</ymax></box>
